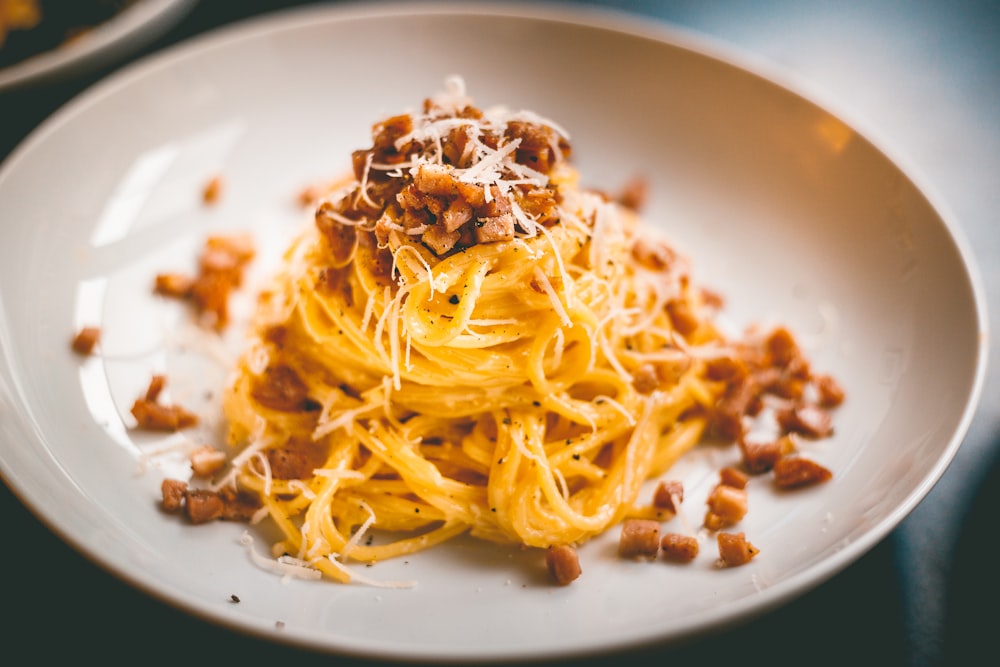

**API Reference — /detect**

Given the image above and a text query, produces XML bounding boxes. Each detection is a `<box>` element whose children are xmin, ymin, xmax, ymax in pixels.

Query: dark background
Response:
<box><xmin>1</xmin><ymin>2</ymin><xmax>997</xmax><ymax>665</ymax></box>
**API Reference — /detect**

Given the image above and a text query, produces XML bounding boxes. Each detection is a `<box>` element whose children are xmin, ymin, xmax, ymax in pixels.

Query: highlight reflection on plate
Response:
<box><xmin>0</xmin><ymin>2</ymin><xmax>986</xmax><ymax>662</ymax></box>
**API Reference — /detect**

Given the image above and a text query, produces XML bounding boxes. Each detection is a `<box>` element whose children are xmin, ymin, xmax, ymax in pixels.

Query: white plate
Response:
<box><xmin>0</xmin><ymin>0</ymin><xmax>197</xmax><ymax>91</ymax></box>
<box><xmin>0</xmin><ymin>2</ymin><xmax>987</xmax><ymax>662</ymax></box>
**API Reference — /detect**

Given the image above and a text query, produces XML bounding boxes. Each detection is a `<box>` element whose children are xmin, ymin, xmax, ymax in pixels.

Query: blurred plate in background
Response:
<box><xmin>0</xmin><ymin>0</ymin><xmax>197</xmax><ymax>91</ymax></box>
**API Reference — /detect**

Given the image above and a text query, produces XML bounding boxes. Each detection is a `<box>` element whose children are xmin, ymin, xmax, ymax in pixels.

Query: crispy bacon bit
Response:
<box><xmin>518</xmin><ymin>187</ymin><xmax>559</xmax><ymax>225</ymax></box>
<box><xmin>192</xmin><ymin>234</ymin><xmax>255</xmax><ymax>329</ymax></box>
<box><xmin>666</xmin><ymin>299</ymin><xmax>700</xmax><ymax>338</ymax></box>
<box><xmin>661</xmin><ymin>533</ymin><xmax>699</xmax><ymax>563</ymax></box>
<box><xmin>412</xmin><ymin>162</ymin><xmax>463</xmax><ymax>198</ymax></box>
<box><xmin>131</xmin><ymin>400</ymin><xmax>199</xmax><ymax>432</ymax></box>
<box><xmin>185</xmin><ymin>489</ymin><xmax>225</xmax><ymax>524</ymax></box>
<box><xmin>71</xmin><ymin>326</ymin><xmax>100</xmax><ymax>355</ymax></box>
<box><xmin>718</xmin><ymin>466</ymin><xmax>749</xmax><ymax>489</ymax></box>
<box><xmin>206</xmin><ymin>232</ymin><xmax>255</xmax><ymax>268</ymax></box>
<box><xmin>704</xmin><ymin>484</ymin><xmax>748</xmax><ymax>531</ymax></box>
<box><xmin>251</xmin><ymin>364</ymin><xmax>312</xmax><ymax>412</ymax></box>
<box><xmin>160</xmin><ymin>481</ymin><xmax>260</xmax><ymax>524</ymax></box>
<box><xmin>140</xmin><ymin>375</ymin><xmax>164</xmax><ymax>404</ymax></box>
<box><xmin>218</xmin><ymin>486</ymin><xmax>262</xmax><ymax>521</ymax></box>
<box><xmin>369</xmin><ymin>113</ymin><xmax>414</xmax><ymax>165</ymax></box>
<box><xmin>440</xmin><ymin>123</ymin><xmax>475</xmax><ymax>167</ymax></box>
<box><xmin>777</xmin><ymin>403</ymin><xmax>834</xmax><ymax>438</ymax></box>
<box><xmin>421</xmin><ymin>224</ymin><xmax>462</xmax><ymax>255</ymax></box>
<box><xmin>160</xmin><ymin>479</ymin><xmax>188</xmax><ymax>512</ymax></box>
<box><xmin>546</xmin><ymin>544</ymin><xmax>582</xmax><ymax>585</ymax></box>
<box><xmin>130</xmin><ymin>375</ymin><xmax>198</xmax><ymax>432</ymax></box>
<box><xmin>190</xmin><ymin>445</ymin><xmax>226</xmax><ymax>477</ymax></box>
<box><xmin>652</xmin><ymin>480</ymin><xmax>684</xmax><ymax>513</ymax></box>
<box><xmin>618</xmin><ymin>518</ymin><xmax>661</xmax><ymax>559</ymax></box>
<box><xmin>704</xmin><ymin>355</ymin><xmax>747</xmax><ymax>383</ymax></box>
<box><xmin>154</xmin><ymin>272</ymin><xmax>195</xmax><ymax>298</ymax></box>
<box><xmin>202</xmin><ymin>174</ymin><xmax>223</xmax><ymax>205</ymax></box>
<box><xmin>773</xmin><ymin>456</ymin><xmax>833</xmax><ymax>489</ymax></box>
<box><xmin>265</xmin><ymin>437</ymin><xmax>329</xmax><ymax>480</ymax></box>
<box><xmin>506</xmin><ymin>119</ymin><xmax>568</xmax><ymax>173</ymax></box>
<box><xmin>632</xmin><ymin>363</ymin><xmax>660</xmax><ymax>394</ymax></box>
<box><xmin>815</xmin><ymin>373</ymin><xmax>846</xmax><ymax>408</ymax></box>
<box><xmin>764</xmin><ymin>326</ymin><xmax>801</xmax><ymax>367</ymax></box>
<box><xmin>712</xmin><ymin>376</ymin><xmax>759</xmax><ymax>441</ymax></box>
<box><xmin>740</xmin><ymin>435</ymin><xmax>795</xmax><ymax>474</ymax></box>
<box><xmin>441</xmin><ymin>197</ymin><xmax>474</xmax><ymax>233</ymax></box>
<box><xmin>717</xmin><ymin>532</ymin><xmax>760</xmax><ymax>567</ymax></box>
<box><xmin>475</xmin><ymin>211</ymin><xmax>516</xmax><ymax>243</ymax></box>
<box><xmin>768</xmin><ymin>370</ymin><xmax>807</xmax><ymax>401</ymax></box>
<box><xmin>144</xmin><ymin>374</ymin><xmax>166</xmax><ymax>402</ymax></box>
<box><xmin>155</xmin><ymin>233</ymin><xmax>255</xmax><ymax>331</ymax></box>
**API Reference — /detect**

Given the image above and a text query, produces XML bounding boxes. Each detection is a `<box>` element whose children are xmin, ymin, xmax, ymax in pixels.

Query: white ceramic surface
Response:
<box><xmin>0</xmin><ymin>0</ymin><xmax>197</xmax><ymax>91</ymax></box>
<box><xmin>0</xmin><ymin>2</ymin><xmax>987</xmax><ymax>662</ymax></box>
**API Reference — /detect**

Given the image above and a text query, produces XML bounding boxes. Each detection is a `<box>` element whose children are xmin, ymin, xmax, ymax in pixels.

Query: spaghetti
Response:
<box><xmin>202</xmin><ymin>77</ymin><xmax>833</xmax><ymax>584</ymax></box>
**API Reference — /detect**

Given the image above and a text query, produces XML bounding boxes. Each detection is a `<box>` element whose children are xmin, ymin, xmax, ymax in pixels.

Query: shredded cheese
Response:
<box><xmin>240</xmin><ymin>531</ymin><xmax>322</xmax><ymax>581</ymax></box>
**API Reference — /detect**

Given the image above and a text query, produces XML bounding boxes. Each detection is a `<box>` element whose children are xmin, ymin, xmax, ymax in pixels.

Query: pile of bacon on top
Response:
<box><xmin>69</xmin><ymin>85</ymin><xmax>845</xmax><ymax>585</ymax></box>
<box><xmin>309</xmin><ymin>107</ymin><xmax>573</xmax><ymax>274</ymax></box>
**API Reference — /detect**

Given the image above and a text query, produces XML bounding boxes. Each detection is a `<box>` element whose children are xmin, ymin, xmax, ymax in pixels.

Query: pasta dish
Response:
<box><xmin>160</xmin><ymin>77</ymin><xmax>841</xmax><ymax>584</ymax></box>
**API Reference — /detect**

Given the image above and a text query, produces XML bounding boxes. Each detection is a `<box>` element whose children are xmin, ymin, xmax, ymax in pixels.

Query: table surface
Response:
<box><xmin>1</xmin><ymin>2</ymin><xmax>997</xmax><ymax>665</ymax></box>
